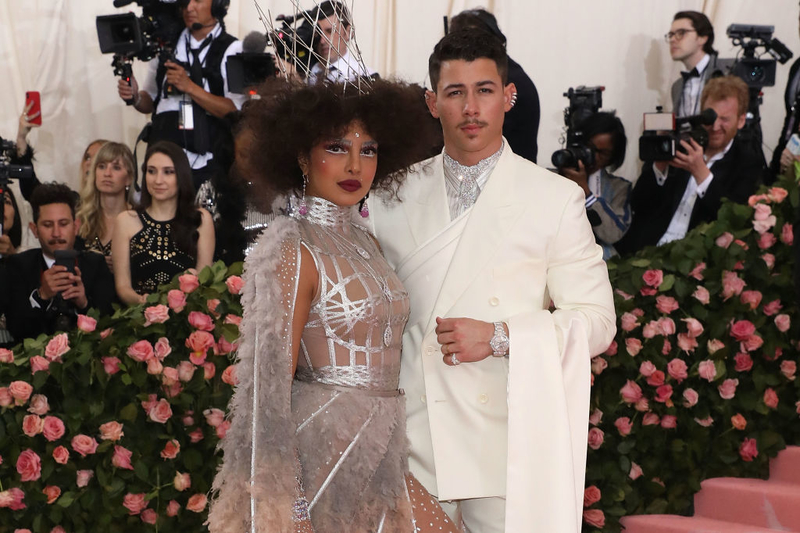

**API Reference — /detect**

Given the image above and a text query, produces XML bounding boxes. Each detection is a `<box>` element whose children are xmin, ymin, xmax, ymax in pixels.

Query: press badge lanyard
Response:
<box><xmin>179</xmin><ymin>32</ymin><xmax>213</xmax><ymax>131</ymax></box>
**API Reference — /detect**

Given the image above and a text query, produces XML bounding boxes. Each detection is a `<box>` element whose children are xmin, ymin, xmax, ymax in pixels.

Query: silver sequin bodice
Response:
<box><xmin>293</xmin><ymin>197</ymin><xmax>409</xmax><ymax>392</ymax></box>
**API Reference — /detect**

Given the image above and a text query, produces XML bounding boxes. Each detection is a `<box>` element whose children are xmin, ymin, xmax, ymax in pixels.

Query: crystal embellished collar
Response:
<box><xmin>443</xmin><ymin>140</ymin><xmax>505</xmax><ymax>182</ymax></box>
<box><xmin>293</xmin><ymin>196</ymin><xmax>354</xmax><ymax>229</ymax></box>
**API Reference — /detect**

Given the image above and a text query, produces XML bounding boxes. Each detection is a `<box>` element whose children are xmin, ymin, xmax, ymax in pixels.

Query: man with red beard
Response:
<box><xmin>0</xmin><ymin>183</ymin><xmax>114</xmax><ymax>345</ymax></box>
<box><xmin>617</xmin><ymin>76</ymin><xmax>766</xmax><ymax>254</ymax></box>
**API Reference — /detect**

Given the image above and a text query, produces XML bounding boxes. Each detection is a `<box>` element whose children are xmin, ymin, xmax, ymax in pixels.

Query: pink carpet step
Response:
<box><xmin>693</xmin><ymin>477</ymin><xmax>800</xmax><ymax>530</ymax></box>
<box><xmin>770</xmin><ymin>446</ymin><xmax>800</xmax><ymax>484</ymax></box>
<box><xmin>620</xmin><ymin>514</ymin><xmax>780</xmax><ymax>532</ymax></box>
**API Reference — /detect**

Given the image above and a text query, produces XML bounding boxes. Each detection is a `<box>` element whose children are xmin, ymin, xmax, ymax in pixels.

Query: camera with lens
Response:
<box><xmin>551</xmin><ymin>86</ymin><xmax>604</xmax><ymax>170</ymax></box>
<box><xmin>269</xmin><ymin>12</ymin><xmax>318</xmax><ymax>78</ymax></box>
<box><xmin>0</xmin><ymin>137</ymin><xmax>34</xmax><ymax>182</ymax></box>
<box><xmin>638</xmin><ymin>107</ymin><xmax>717</xmax><ymax>161</ymax></box>
<box><xmin>716</xmin><ymin>24</ymin><xmax>793</xmax><ymax>89</ymax></box>
<box><xmin>96</xmin><ymin>0</ymin><xmax>185</xmax><ymax>104</ymax></box>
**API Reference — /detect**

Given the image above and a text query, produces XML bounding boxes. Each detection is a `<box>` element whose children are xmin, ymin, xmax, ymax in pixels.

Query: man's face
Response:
<box><xmin>30</xmin><ymin>203</ymin><xmax>78</xmax><ymax>258</ymax></box>
<box><xmin>182</xmin><ymin>0</ymin><xmax>215</xmax><ymax>30</ymax></box>
<box><xmin>316</xmin><ymin>16</ymin><xmax>349</xmax><ymax>62</ymax></box>
<box><xmin>668</xmin><ymin>18</ymin><xmax>707</xmax><ymax>62</ymax></box>
<box><xmin>425</xmin><ymin>58</ymin><xmax>515</xmax><ymax>165</ymax></box>
<box><xmin>703</xmin><ymin>95</ymin><xmax>746</xmax><ymax>152</ymax></box>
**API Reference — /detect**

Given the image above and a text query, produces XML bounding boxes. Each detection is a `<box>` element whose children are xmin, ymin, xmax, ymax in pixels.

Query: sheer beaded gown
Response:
<box><xmin>209</xmin><ymin>197</ymin><xmax>458</xmax><ymax>533</ymax></box>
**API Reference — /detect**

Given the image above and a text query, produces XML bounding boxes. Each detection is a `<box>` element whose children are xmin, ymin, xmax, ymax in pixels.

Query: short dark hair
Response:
<box><xmin>449</xmin><ymin>8</ymin><xmax>506</xmax><ymax>45</ymax></box>
<box><xmin>315</xmin><ymin>1</ymin><xmax>351</xmax><ymax>28</ymax></box>
<box><xmin>428</xmin><ymin>28</ymin><xmax>508</xmax><ymax>92</ymax></box>
<box><xmin>577</xmin><ymin>112</ymin><xmax>627</xmax><ymax>172</ymax></box>
<box><xmin>674</xmin><ymin>11</ymin><xmax>716</xmax><ymax>55</ymax></box>
<box><xmin>30</xmin><ymin>182</ymin><xmax>77</xmax><ymax>223</ymax></box>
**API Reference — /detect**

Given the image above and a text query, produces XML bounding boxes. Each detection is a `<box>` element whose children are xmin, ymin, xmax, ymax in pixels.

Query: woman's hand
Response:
<box><xmin>16</xmin><ymin>100</ymin><xmax>40</xmax><ymax>156</ymax></box>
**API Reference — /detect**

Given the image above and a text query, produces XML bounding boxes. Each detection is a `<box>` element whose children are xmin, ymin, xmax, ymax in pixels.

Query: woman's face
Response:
<box><xmin>145</xmin><ymin>152</ymin><xmax>179</xmax><ymax>203</ymax></box>
<box><xmin>589</xmin><ymin>133</ymin><xmax>615</xmax><ymax>172</ymax></box>
<box><xmin>82</xmin><ymin>142</ymin><xmax>104</xmax><ymax>179</ymax></box>
<box><xmin>2</xmin><ymin>193</ymin><xmax>15</xmax><ymax>233</ymax></box>
<box><xmin>95</xmin><ymin>157</ymin><xmax>132</xmax><ymax>196</ymax></box>
<box><xmin>304</xmin><ymin>121</ymin><xmax>378</xmax><ymax>207</ymax></box>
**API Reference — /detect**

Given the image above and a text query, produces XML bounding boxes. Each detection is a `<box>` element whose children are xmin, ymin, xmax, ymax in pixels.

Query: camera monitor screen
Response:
<box><xmin>96</xmin><ymin>13</ymin><xmax>145</xmax><ymax>55</ymax></box>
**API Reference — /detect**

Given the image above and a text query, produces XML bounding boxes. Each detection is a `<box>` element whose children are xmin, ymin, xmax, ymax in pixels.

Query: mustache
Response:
<box><xmin>47</xmin><ymin>239</ymin><xmax>68</xmax><ymax>246</ymax></box>
<box><xmin>458</xmin><ymin>119</ymin><xmax>488</xmax><ymax>128</ymax></box>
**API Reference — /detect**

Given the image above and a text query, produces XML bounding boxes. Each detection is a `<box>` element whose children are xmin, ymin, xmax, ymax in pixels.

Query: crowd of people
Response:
<box><xmin>1</xmin><ymin>2</ymin><xmax>800</xmax><ymax>531</ymax></box>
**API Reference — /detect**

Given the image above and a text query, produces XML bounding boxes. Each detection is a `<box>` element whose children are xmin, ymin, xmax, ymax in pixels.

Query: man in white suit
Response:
<box><xmin>368</xmin><ymin>29</ymin><xmax>616</xmax><ymax>532</ymax></box>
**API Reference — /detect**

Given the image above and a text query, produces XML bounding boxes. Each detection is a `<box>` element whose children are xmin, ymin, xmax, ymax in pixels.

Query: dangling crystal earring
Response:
<box><xmin>299</xmin><ymin>174</ymin><xmax>309</xmax><ymax>215</ymax></box>
<box><xmin>359</xmin><ymin>192</ymin><xmax>370</xmax><ymax>218</ymax></box>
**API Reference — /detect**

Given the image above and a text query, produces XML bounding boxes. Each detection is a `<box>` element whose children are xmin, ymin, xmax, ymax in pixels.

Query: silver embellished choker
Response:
<box><xmin>292</xmin><ymin>196</ymin><xmax>354</xmax><ymax>229</ymax></box>
<box><xmin>443</xmin><ymin>141</ymin><xmax>505</xmax><ymax>183</ymax></box>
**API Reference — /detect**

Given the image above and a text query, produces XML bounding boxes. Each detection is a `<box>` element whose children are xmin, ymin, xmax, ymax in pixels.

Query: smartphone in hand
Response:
<box><xmin>53</xmin><ymin>249</ymin><xmax>78</xmax><ymax>274</ymax></box>
<box><xmin>25</xmin><ymin>91</ymin><xmax>42</xmax><ymax>125</ymax></box>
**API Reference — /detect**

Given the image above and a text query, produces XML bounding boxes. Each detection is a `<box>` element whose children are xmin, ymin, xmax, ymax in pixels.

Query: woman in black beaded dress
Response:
<box><xmin>112</xmin><ymin>141</ymin><xmax>215</xmax><ymax>305</ymax></box>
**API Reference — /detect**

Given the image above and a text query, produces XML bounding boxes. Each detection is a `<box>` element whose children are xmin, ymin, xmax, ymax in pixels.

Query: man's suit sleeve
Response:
<box><xmin>694</xmin><ymin>143</ymin><xmax>764</xmax><ymax>220</ymax></box>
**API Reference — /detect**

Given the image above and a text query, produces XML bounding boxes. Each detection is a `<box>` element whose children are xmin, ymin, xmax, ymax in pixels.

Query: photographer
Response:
<box><xmin>0</xmin><ymin>183</ymin><xmax>115</xmax><ymax>346</ymax></box>
<box><xmin>668</xmin><ymin>11</ymin><xmax>722</xmax><ymax>117</ymax></box>
<box><xmin>307</xmin><ymin>1</ymin><xmax>377</xmax><ymax>84</ymax></box>
<box><xmin>617</xmin><ymin>76</ymin><xmax>765</xmax><ymax>255</ymax></box>
<box><xmin>770</xmin><ymin>8</ymin><xmax>800</xmax><ymax>180</ymax></box>
<box><xmin>558</xmin><ymin>112</ymin><xmax>631</xmax><ymax>259</ymax></box>
<box><xmin>117</xmin><ymin>0</ymin><xmax>245</xmax><ymax>189</ymax></box>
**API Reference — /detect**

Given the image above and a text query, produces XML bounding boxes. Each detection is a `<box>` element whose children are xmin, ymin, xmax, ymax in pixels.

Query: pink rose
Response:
<box><xmin>43</xmin><ymin>485</ymin><xmax>61</xmax><ymax>504</ymax></box>
<box><xmin>620</xmin><ymin>380</ymin><xmax>643</xmax><ymax>403</ymax></box>
<box><xmin>587</xmin><ymin>427</ymin><xmax>604</xmax><ymax>450</ymax></box>
<box><xmin>768</xmin><ymin>187</ymin><xmax>789</xmax><ymax>202</ymax></box>
<box><xmin>206</xmin><ymin>298</ymin><xmax>221</xmax><ymax>317</ymax></box>
<box><xmin>188</xmin><ymin>311</ymin><xmax>215</xmax><ymax>332</ymax></box>
<box><xmin>780</xmin><ymin>360</ymin><xmax>797</xmax><ymax>380</ymax></box>
<box><xmin>31</xmin><ymin>355</ymin><xmax>50</xmax><ymax>374</ymax></box>
<box><xmin>682</xmin><ymin>388</ymin><xmax>699</xmax><ymax>407</ymax></box>
<box><xmin>660</xmin><ymin>415</ymin><xmax>677</xmax><ymax>429</ymax></box>
<box><xmin>758</xmin><ymin>232</ymin><xmax>777</xmax><ymax>249</ymax></box>
<box><xmin>741</xmin><ymin>335</ymin><xmax>764</xmax><ymax>352</ymax></box>
<box><xmin>762</xmin><ymin>253</ymin><xmax>776</xmax><ymax>269</ymax></box>
<box><xmin>716</xmin><ymin>232</ymin><xmax>734</xmax><ymax>248</ymax></box>
<box><xmin>764</xmin><ymin>301</ymin><xmax>783</xmax><ymax>318</ymax></box>
<box><xmin>752</xmin><ymin>204</ymin><xmax>776</xmax><ymax>233</ymax></box>
<box><xmin>221</xmin><ymin>364</ymin><xmax>238</xmax><ymax>386</ymax></box>
<box><xmin>662</xmin><ymin>339</ymin><xmax>672</xmax><ymax>355</ymax></box>
<box><xmin>167</xmin><ymin>289</ymin><xmax>187</xmax><ymax>312</ymax></box>
<box><xmin>174</xmin><ymin>472</ymin><xmax>191</xmax><ymax>491</ymax></box>
<box><xmin>0</xmin><ymin>487</ymin><xmax>26</xmax><ymax>510</ymax></box>
<box><xmin>52</xmin><ymin>526</ymin><xmax>66</xmax><ymax>533</ymax></box>
<box><xmin>718</xmin><ymin>378</ymin><xmax>739</xmax><ymax>400</ymax></box>
<box><xmin>161</xmin><ymin>439</ymin><xmax>180</xmax><ymax>460</ymax></box>
<box><xmin>76</xmin><ymin>470</ymin><xmax>94</xmax><ymax>488</ymax></box>
<box><xmin>764</xmin><ymin>388</ymin><xmax>779</xmax><ymax>409</ymax></box>
<box><xmin>748</xmin><ymin>193</ymin><xmax>769</xmax><ymax>206</ymax></box>
<box><xmin>681</xmin><ymin>318</ymin><xmax>703</xmax><ymax>338</ymax></box>
<box><xmin>767</xmin><ymin>347</ymin><xmax>784</xmax><ymax>361</ymax></box>
<box><xmin>677</xmin><ymin>333</ymin><xmax>698</xmax><ymax>352</ymax></box>
<box><xmin>695</xmin><ymin>416</ymin><xmax>715</xmax><ymax>427</ymax></box>
<box><xmin>689</xmin><ymin>262</ymin><xmax>706</xmax><ymax>280</ymax></box>
<box><xmin>16</xmin><ymin>449</ymin><xmax>42</xmax><ymax>482</ymax></box>
<box><xmin>1</xmin><ymin>387</ymin><xmax>16</xmax><ymax>407</ymax></box>
<box><xmin>739</xmin><ymin>437</ymin><xmax>758</xmax><ymax>462</ymax></box>
<box><xmin>27</xmin><ymin>394</ymin><xmax>49</xmax><ymax>415</ymax></box>
<box><xmin>614</xmin><ymin>417</ymin><xmax>632</xmax><ymax>436</ymax></box>
<box><xmin>642</xmin><ymin>413</ymin><xmax>660</xmax><ymax>426</ymax></box>
<box><xmin>162</xmin><ymin>366</ymin><xmax>179</xmax><ymax>386</ymax></box>
<box><xmin>186</xmin><ymin>331</ymin><xmax>216</xmax><ymax>364</ymax></box>
<box><xmin>149</xmin><ymin>399</ymin><xmax>173</xmax><ymax>424</ymax></box>
<box><xmin>604</xmin><ymin>340</ymin><xmax>618</xmax><ymax>356</ymax></box>
<box><xmin>203</xmin><ymin>361</ymin><xmax>216</xmax><ymax>379</ymax></box>
<box><xmin>99</xmin><ymin>421</ymin><xmax>124</xmax><ymax>441</ymax></box>
<box><xmin>216</xmin><ymin>420</ymin><xmax>231</xmax><ymax>439</ymax></box>
<box><xmin>186</xmin><ymin>494</ymin><xmax>208</xmax><ymax>513</ymax></box>
<box><xmin>707</xmin><ymin>339</ymin><xmax>725</xmax><ymax>354</ymax></box>
<box><xmin>123</xmin><ymin>493</ymin><xmax>148</xmax><ymax>515</ymax></box>
<box><xmin>179</xmin><ymin>273</ymin><xmax>200</xmax><ymax>293</ymax></box>
<box><xmin>731</xmin><ymin>414</ymin><xmax>747</xmax><ymax>430</ymax></box>
<box><xmin>642</xmin><ymin>269</ymin><xmax>664</xmax><ymax>288</ymax></box>
<box><xmin>217</xmin><ymin>336</ymin><xmax>237</xmax><ymax>355</ymax></box>
<box><xmin>177</xmin><ymin>361</ymin><xmax>196</xmax><ymax>382</ymax></box>
<box><xmin>640</xmin><ymin>286</ymin><xmax>657</xmax><ymax>296</ymax></box>
<box><xmin>589</xmin><ymin>408</ymin><xmax>603</xmax><ymax>426</ymax></box>
<box><xmin>182</xmin><ymin>411</ymin><xmax>195</xmax><ymax>426</ymax></box>
<box><xmin>166</xmin><ymin>500</ymin><xmax>181</xmax><ymax>517</ymax></box>
<box><xmin>722</xmin><ymin>271</ymin><xmax>746</xmax><ymax>300</ymax></box>
<box><xmin>639</xmin><ymin>361</ymin><xmax>656</xmax><ymax>377</ymax></box>
<box><xmin>9</xmin><ymin>381</ymin><xmax>33</xmax><ymax>404</ymax></box>
<box><xmin>146</xmin><ymin>357</ymin><xmax>163</xmax><ymax>375</ymax></box>
<box><xmin>77</xmin><ymin>314</ymin><xmax>97</xmax><ymax>333</ymax></box>
<box><xmin>629</xmin><ymin>462</ymin><xmax>643</xmax><ymax>480</ymax></box>
<box><xmin>226</xmin><ymin>275</ymin><xmax>244</xmax><ymax>294</ymax></box>
<box><xmin>583</xmin><ymin>509</ymin><xmax>605</xmax><ymax>528</ymax></box>
<box><xmin>52</xmin><ymin>446</ymin><xmax>69</xmax><ymax>464</ymax></box>
<box><xmin>646</xmin><ymin>370</ymin><xmax>665</xmax><ymax>387</ymax></box>
<box><xmin>100</xmin><ymin>328</ymin><xmax>114</xmax><ymax>339</ymax></box>
<box><xmin>112</xmin><ymin>445</ymin><xmax>134</xmax><ymax>470</ymax></box>
<box><xmin>143</xmin><ymin>304</ymin><xmax>170</xmax><ymax>327</ymax></box>
<box><xmin>734</xmin><ymin>352</ymin><xmax>753</xmax><ymax>372</ymax></box>
<box><xmin>127</xmin><ymin>340</ymin><xmax>154</xmax><ymax>363</ymax></box>
<box><xmin>642</xmin><ymin>321</ymin><xmax>658</xmax><ymax>339</ymax></box>
<box><xmin>583</xmin><ymin>485</ymin><xmax>602</xmax><ymax>507</ymax></box>
<box><xmin>730</xmin><ymin>320</ymin><xmax>756</xmax><ymax>341</ymax></box>
<box><xmin>141</xmin><ymin>509</ymin><xmax>157</xmax><ymax>525</ymax></box>
<box><xmin>102</xmin><ymin>356</ymin><xmax>121</xmax><ymax>375</ymax></box>
<box><xmin>654</xmin><ymin>384</ymin><xmax>673</xmax><ymax>403</ymax></box>
<box><xmin>775</xmin><ymin>314</ymin><xmax>791</xmax><ymax>333</ymax></box>
<box><xmin>656</xmin><ymin>295</ymin><xmax>679</xmax><ymax>314</ymax></box>
<box><xmin>740</xmin><ymin>291</ymin><xmax>763</xmax><ymax>310</ymax></box>
<box><xmin>625</xmin><ymin>338</ymin><xmax>642</xmax><ymax>356</ymax></box>
<box><xmin>781</xmin><ymin>223</ymin><xmax>794</xmax><ymax>245</ymax></box>
<box><xmin>667</xmin><ymin>358</ymin><xmax>689</xmax><ymax>382</ymax></box>
<box><xmin>43</xmin><ymin>416</ymin><xmax>65</xmax><ymax>442</ymax></box>
<box><xmin>188</xmin><ymin>428</ymin><xmax>204</xmax><ymax>443</ymax></box>
<box><xmin>203</xmin><ymin>408</ymin><xmax>225</xmax><ymax>427</ymax></box>
<box><xmin>22</xmin><ymin>415</ymin><xmax>44</xmax><ymax>437</ymax></box>
<box><xmin>693</xmin><ymin>286</ymin><xmax>711</xmax><ymax>305</ymax></box>
<box><xmin>593</xmin><ymin>356</ymin><xmax>609</xmax><ymax>375</ymax></box>
<box><xmin>636</xmin><ymin>398</ymin><xmax>649</xmax><ymax>412</ymax></box>
<box><xmin>657</xmin><ymin>317</ymin><xmax>676</xmax><ymax>335</ymax></box>
<box><xmin>224</xmin><ymin>314</ymin><xmax>242</xmax><ymax>326</ymax></box>
<box><xmin>0</xmin><ymin>348</ymin><xmax>14</xmax><ymax>363</ymax></box>
<box><xmin>44</xmin><ymin>333</ymin><xmax>70</xmax><ymax>361</ymax></box>
<box><xmin>71</xmin><ymin>435</ymin><xmax>99</xmax><ymax>457</ymax></box>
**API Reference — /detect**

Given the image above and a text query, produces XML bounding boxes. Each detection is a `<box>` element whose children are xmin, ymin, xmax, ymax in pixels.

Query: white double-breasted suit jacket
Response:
<box><xmin>367</xmin><ymin>144</ymin><xmax>616</xmax><ymax>532</ymax></box>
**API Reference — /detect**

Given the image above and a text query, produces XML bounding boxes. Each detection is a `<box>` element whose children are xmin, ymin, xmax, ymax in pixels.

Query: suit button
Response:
<box><xmin>478</xmin><ymin>394</ymin><xmax>489</xmax><ymax>404</ymax></box>
<box><xmin>421</xmin><ymin>395</ymin><xmax>427</xmax><ymax>404</ymax></box>
<box><xmin>426</xmin><ymin>345</ymin><xmax>436</xmax><ymax>356</ymax></box>
<box><xmin>489</xmin><ymin>297</ymin><xmax>500</xmax><ymax>306</ymax></box>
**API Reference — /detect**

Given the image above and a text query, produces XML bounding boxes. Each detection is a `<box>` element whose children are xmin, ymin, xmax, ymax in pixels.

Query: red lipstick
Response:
<box><xmin>337</xmin><ymin>180</ymin><xmax>362</xmax><ymax>192</ymax></box>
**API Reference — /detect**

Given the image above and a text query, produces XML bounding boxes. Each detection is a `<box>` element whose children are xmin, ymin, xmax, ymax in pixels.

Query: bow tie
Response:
<box><xmin>681</xmin><ymin>68</ymin><xmax>700</xmax><ymax>81</ymax></box>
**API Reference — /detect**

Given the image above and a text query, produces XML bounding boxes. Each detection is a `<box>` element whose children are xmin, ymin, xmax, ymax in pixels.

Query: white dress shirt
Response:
<box><xmin>678</xmin><ymin>53</ymin><xmax>710</xmax><ymax>118</ymax></box>
<box><xmin>307</xmin><ymin>51</ymin><xmax>377</xmax><ymax>84</ymax></box>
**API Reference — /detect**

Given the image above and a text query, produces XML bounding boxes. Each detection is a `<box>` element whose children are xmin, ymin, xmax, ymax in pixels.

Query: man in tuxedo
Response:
<box><xmin>617</xmin><ymin>76</ymin><xmax>765</xmax><ymax>254</ymax></box>
<box><xmin>0</xmin><ymin>183</ymin><xmax>115</xmax><ymax>345</ymax></box>
<box><xmin>307</xmin><ymin>1</ymin><xmax>377</xmax><ymax>84</ymax></box>
<box><xmin>368</xmin><ymin>29</ymin><xmax>615</xmax><ymax>533</ymax></box>
<box><xmin>668</xmin><ymin>11</ymin><xmax>721</xmax><ymax>118</ymax></box>
<box><xmin>770</xmin><ymin>8</ymin><xmax>800</xmax><ymax>181</ymax></box>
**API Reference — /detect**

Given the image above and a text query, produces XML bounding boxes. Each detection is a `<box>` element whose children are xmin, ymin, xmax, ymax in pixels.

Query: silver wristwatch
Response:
<box><xmin>490</xmin><ymin>321</ymin><xmax>509</xmax><ymax>357</ymax></box>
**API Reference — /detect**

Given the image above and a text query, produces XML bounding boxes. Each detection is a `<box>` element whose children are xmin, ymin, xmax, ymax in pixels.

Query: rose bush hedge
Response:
<box><xmin>582</xmin><ymin>171</ymin><xmax>800</xmax><ymax>532</ymax></box>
